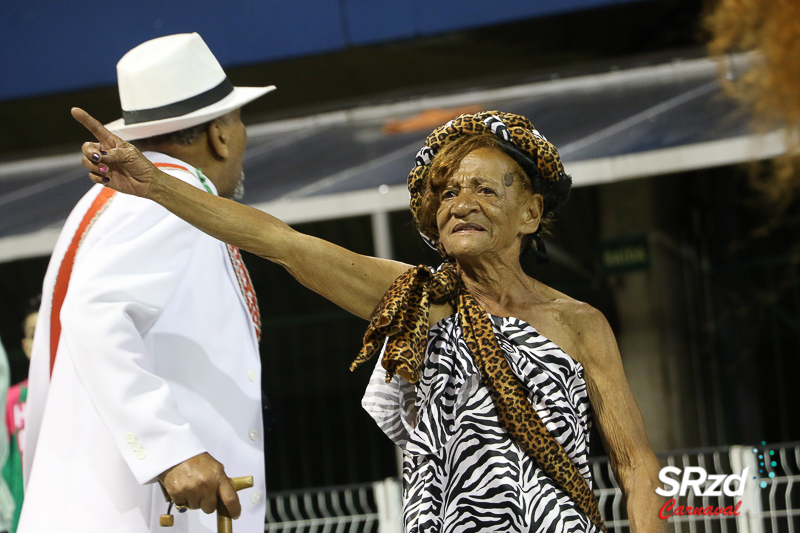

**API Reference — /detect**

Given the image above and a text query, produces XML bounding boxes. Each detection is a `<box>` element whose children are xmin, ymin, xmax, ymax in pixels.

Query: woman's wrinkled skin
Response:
<box><xmin>436</xmin><ymin>148</ymin><xmax>542</xmax><ymax>261</ymax></box>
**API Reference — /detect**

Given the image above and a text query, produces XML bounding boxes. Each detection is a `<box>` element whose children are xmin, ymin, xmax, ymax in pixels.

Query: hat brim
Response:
<box><xmin>106</xmin><ymin>85</ymin><xmax>276</xmax><ymax>141</ymax></box>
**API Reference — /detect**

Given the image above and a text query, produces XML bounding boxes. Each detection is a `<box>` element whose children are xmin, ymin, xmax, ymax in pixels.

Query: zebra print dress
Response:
<box><xmin>362</xmin><ymin>314</ymin><xmax>600</xmax><ymax>533</ymax></box>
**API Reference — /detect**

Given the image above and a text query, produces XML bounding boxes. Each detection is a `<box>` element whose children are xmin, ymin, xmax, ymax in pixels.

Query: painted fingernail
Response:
<box><xmin>178</xmin><ymin>508</ymin><xmax>187</xmax><ymax>514</ymax></box>
<box><xmin>100</xmin><ymin>151</ymin><xmax>108</xmax><ymax>155</ymax></box>
<box><xmin>99</xmin><ymin>166</ymin><xmax>108</xmax><ymax>173</ymax></box>
<box><xmin>102</xmin><ymin>177</ymin><xmax>110</xmax><ymax>183</ymax></box>
<box><xmin>91</xmin><ymin>153</ymin><xmax>100</xmax><ymax>161</ymax></box>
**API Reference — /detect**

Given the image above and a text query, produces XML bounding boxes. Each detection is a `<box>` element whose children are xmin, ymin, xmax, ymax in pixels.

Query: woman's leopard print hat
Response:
<box><xmin>407</xmin><ymin>110</ymin><xmax>572</xmax><ymax>260</ymax></box>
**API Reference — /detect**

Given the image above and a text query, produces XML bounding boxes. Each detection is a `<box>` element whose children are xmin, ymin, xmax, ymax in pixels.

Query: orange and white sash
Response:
<box><xmin>50</xmin><ymin>187</ymin><xmax>116</xmax><ymax>377</ymax></box>
<box><xmin>225</xmin><ymin>244</ymin><xmax>261</xmax><ymax>341</ymax></box>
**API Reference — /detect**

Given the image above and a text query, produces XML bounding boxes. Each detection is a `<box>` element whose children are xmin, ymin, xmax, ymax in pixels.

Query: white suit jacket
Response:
<box><xmin>20</xmin><ymin>153</ymin><xmax>266</xmax><ymax>533</ymax></box>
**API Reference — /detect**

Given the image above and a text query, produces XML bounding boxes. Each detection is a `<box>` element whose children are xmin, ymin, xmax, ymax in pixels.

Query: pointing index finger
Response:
<box><xmin>71</xmin><ymin>107</ymin><xmax>114</xmax><ymax>143</ymax></box>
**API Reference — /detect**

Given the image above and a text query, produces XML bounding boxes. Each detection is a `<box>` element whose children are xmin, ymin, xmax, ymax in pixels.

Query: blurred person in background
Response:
<box><xmin>76</xmin><ymin>109</ymin><xmax>664</xmax><ymax>533</ymax></box>
<box><xmin>0</xmin><ymin>334</ymin><xmax>13</xmax><ymax>532</ymax></box>
<box><xmin>706</xmin><ymin>0</ymin><xmax>800</xmax><ymax>220</ymax></box>
<box><xmin>20</xmin><ymin>33</ymin><xmax>274</xmax><ymax>533</ymax></box>
<box><xmin>1</xmin><ymin>295</ymin><xmax>39</xmax><ymax>533</ymax></box>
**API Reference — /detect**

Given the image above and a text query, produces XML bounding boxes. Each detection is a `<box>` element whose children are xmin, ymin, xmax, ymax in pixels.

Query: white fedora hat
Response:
<box><xmin>105</xmin><ymin>33</ymin><xmax>275</xmax><ymax>141</ymax></box>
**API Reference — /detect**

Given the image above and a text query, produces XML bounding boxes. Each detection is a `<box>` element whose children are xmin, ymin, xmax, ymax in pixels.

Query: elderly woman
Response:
<box><xmin>74</xmin><ymin>109</ymin><xmax>663</xmax><ymax>533</ymax></box>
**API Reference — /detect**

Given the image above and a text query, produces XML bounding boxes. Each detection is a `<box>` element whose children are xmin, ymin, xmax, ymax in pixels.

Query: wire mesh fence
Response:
<box><xmin>264</xmin><ymin>479</ymin><xmax>400</xmax><ymax>533</ymax></box>
<box><xmin>263</xmin><ymin>443</ymin><xmax>800</xmax><ymax>533</ymax></box>
<box><xmin>592</xmin><ymin>446</ymin><xmax>747</xmax><ymax>533</ymax></box>
<box><xmin>759</xmin><ymin>443</ymin><xmax>800</xmax><ymax>533</ymax></box>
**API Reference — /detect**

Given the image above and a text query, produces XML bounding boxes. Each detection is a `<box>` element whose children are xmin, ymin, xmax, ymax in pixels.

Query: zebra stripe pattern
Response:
<box><xmin>362</xmin><ymin>314</ymin><xmax>599</xmax><ymax>533</ymax></box>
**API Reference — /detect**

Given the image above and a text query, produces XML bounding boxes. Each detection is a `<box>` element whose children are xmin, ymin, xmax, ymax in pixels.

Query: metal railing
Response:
<box><xmin>592</xmin><ymin>446</ymin><xmax>747</xmax><ymax>533</ymax></box>
<box><xmin>759</xmin><ymin>443</ymin><xmax>800</xmax><ymax>533</ymax></box>
<box><xmin>590</xmin><ymin>443</ymin><xmax>800</xmax><ymax>533</ymax></box>
<box><xmin>264</xmin><ymin>443</ymin><xmax>800</xmax><ymax>533</ymax></box>
<box><xmin>264</xmin><ymin>480</ymin><xmax>401</xmax><ymax>533</ymax></box>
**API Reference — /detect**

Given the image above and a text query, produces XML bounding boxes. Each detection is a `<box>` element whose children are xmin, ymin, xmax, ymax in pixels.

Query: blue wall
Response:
<box><xmin>0</xmin><ymin>0</ymin><xmax>649</xmax><ymax>102</ymax></box>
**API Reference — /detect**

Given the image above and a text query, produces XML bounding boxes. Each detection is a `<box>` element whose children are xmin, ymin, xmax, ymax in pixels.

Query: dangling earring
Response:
<box><xmin>531</xmin><ymin>227</ymin><xmax>549</xmax><ymax>265</ymax></box>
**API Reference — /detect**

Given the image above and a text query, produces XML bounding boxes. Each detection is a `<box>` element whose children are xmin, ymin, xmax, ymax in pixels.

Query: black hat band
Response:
<box><xmin>122</xmin><ymin>78</ymin><xmax>234</xmax><ymax>125</ymax></box>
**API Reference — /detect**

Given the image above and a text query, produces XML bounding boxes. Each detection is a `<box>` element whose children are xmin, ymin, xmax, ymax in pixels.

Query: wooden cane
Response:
<box><xmin>218</xmin><ymin>476</ymin><xmax>254</xmax><ymax>533</ymax></box>
<box><xmin>159</xmin><ymin>475</ymin><xmax>254</xmax><ymax>532</ymax></box>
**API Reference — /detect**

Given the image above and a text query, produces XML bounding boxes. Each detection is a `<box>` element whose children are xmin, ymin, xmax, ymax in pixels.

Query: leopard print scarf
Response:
<box><xmin>352</xmin><ymin>112</ymin><xmax>607</xmax><ymax>532</ymax></box>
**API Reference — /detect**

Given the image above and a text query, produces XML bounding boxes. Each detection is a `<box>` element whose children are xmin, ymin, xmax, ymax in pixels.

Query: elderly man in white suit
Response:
<box><xmin>20</xmin><ymin>33</ymin><xmax>275</xmax><ymax>532</ymax></box>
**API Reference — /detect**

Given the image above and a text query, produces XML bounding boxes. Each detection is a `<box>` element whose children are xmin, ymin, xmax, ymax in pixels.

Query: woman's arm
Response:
<box><xmin>73</xmin><ymin>108</ymin><xmax>411</xmax><ymax>321</ymax></box>
<box><xmin>570</xmin><ymin>306</ymin><xmax>665</xmax><ymax>533</ymax></box>
<box><xmin>150</xmin><ymin>177</ymin><xmax>410</xmax><ymax>320</ymax></box>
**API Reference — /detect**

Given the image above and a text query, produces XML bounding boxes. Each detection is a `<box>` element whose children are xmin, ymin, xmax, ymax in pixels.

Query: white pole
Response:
<box><xmin>374</xmin><ymin>478</ymin><xmax>403</xmax><ymax>533</ymax></box>
<box><xmin>370</xmin><ymin>210</ymin><xmax>405</xmax><ymax>528</ymax></box>
<box><xmin>371</xmin><ymin>211</ymin><xmax>394</xmax><ymax>261</ymax></box>
<box><xmin>730</xmin><ymin>445</ymin><xmax>763</xmax><ymax>533</ymax></box>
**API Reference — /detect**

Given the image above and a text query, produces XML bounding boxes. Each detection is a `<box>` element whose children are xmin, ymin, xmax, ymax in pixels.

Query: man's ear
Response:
<box><xmin>207</xmin><ymin>120</ymin><xmax>230</xmax><ymax>160</ymax></box>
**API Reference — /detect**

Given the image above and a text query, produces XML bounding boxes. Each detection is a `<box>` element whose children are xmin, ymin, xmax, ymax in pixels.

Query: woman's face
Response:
<box><xmin>436</xmin><ymin>147</ymin><xmax>543</xmax><ymax>261</ymax></box>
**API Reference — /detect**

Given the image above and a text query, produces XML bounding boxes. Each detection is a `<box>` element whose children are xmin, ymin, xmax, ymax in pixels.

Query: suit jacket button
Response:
<box><xmin>136</xmin><ymin>450</ymin><xmax>147</xmax><ymax>460</ymax></box>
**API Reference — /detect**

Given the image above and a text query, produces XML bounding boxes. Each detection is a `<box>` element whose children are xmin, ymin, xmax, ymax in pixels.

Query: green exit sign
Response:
<box><xmin>601</xmin><ymin>236</ymin><xmax>649</xmax><ymax>274</ymax></box>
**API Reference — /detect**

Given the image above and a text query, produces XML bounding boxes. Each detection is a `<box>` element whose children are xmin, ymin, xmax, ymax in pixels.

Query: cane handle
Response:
<box><xmin>217</xmin><ymin>476</ymin><xmax>254</xmax><ymax>533</ymax></box>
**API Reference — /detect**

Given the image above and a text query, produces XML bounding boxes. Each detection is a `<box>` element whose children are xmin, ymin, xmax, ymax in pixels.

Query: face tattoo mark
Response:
<box><xmin>504</xmin><ymin>172</ymin><xmax>515</xmax><ymax>187</ymax></box>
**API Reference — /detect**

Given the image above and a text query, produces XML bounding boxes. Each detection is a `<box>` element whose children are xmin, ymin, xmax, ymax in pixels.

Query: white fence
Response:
<box><xmin>264</xmin><ymin>480</ymin><xmax>401</xmax><ymax>533</ymax></box>
<box><xmin>264</xmin><ymin>442</ymin><xmax>800</xmax><ymax>533</ymax></box>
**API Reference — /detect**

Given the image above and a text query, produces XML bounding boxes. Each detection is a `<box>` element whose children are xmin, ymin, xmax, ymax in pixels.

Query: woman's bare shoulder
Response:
<box><xmin>552</xmin><ymin>298</ymin><xmax>618</xmax><ymax>368</ymax></box>
<box><xmin>526</xmin><ymin>281</ymin><xmax>592</xmax><ymax>322</ymax></box>
<box><xmin>551</xmin><ymin>298</ymin><xmax>608</xmax><ymax>329</ymax></box>
<box><xmin>528</xmin><ymin>283</ymin><xmax>616</xmax><ymax>365</ymax></box>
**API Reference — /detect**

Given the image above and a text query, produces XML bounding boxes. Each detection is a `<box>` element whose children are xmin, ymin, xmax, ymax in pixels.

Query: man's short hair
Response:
<box><xmin>131</xmin><ymin>112</ymin><xmax>235</xmax><ymax>151</ymax></box>
<box><xmin>131</xmin><ymin>122</ymin><xmax>208</xmax><ymax>151</ymax></box>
